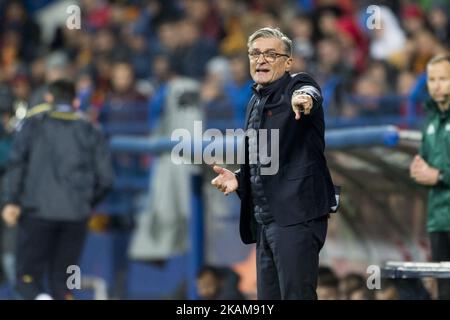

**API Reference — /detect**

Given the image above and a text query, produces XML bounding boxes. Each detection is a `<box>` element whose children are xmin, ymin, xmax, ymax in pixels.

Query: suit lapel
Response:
<box><xmin>244</xmin><ymin>94</ymin><xmax>257</xmax><ymax>130</ymax></box>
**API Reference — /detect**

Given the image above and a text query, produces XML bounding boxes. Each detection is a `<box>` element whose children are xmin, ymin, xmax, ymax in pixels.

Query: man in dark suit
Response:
<box><xmin>211</xmin><ymin>27</ymin><xmax>337</xmax><ymax>299</ymax></box>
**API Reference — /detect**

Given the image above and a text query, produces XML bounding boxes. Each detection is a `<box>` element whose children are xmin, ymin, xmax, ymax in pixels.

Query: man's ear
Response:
<box><xmin>285</xmin><ymin>57</ymin><xmax>293</xmax><ymax>72</ymax></box>
<box><xmin>44</xmin><ymin>93</ymin><xmax>54</xmax><ymax>104</ymax></box>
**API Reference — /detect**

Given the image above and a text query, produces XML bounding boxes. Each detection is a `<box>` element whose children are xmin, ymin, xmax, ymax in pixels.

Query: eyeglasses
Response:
<box><xmin>248</xmin><ymin>51</ymin><xmax>290</xmax><ymax>63</ymax></box>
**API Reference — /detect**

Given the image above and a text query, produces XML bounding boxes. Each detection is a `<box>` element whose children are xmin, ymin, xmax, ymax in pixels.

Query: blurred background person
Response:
<box><xmin>409</xmin><ymin>54</ymin><xmax>450</xmax><ymax>300</ymax></box>
<box><xmin>375</xmin><ymin>279</ymin><xmax>399</xmax><ymax>300</ymax></box>
<box><xmin>1</xmin><ymin>80</ymin><xmax>114</xmax><ymax>299</ymax></box>
<box><xmin>196</xmin><ymin>265</ymin><xmax>245</xmax><ymax>300</ymax></box>
<box><xmin>317</xmin><ymin>266</ymin><xmax>340</xmax><ymax>300</ymax></box>
<box><xmin>339</xmin><ymin>273</ymin><xmax>373</xmax><ymax>300</ymax></box>
<box><xmin>128</xmin><ymin>66</ymin><xmax>202</xmax><ymax>264</ymax></box>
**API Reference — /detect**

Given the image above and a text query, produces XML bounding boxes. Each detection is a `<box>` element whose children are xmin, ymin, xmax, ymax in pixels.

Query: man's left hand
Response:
<box><xmin>292</xmin><ymin>93</ymin><xmax>313</xmax><ymax>120</ymax></box>
<box><xmin>1</xmin><ymin>204</ymin><xmax>21</xmax><ymax>227</ymax></box>
<box><xmin>410</xmin><ymin>155</ymin><xmax>440</xmax><ymax>186</ymax></box>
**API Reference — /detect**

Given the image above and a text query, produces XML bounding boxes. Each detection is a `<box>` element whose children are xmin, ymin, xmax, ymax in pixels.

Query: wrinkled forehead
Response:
<box><xmin>249</xmin><ymin>37</ymin><xmax>284</xmax><ymax>52</ymax></box>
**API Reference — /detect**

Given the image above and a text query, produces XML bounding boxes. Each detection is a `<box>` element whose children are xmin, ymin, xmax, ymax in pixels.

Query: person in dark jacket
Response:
<box><xmin>211</xmin><ymin>27</ymin><xmax>337</xmax><ymax>299</ymax></box>
<box><xmin>409</xmin><ymin>54</ymin><xmax>450</xmax><ymax>300</ymax></box>
<box><xmin>1</xmin><ymin>80</ymin><xmax>114</xmax><ymax>300</ymax></box>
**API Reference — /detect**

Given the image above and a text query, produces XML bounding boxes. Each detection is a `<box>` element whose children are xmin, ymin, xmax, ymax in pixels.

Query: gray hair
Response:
<box><xmin>247</xmin><ymin>27</ymin><xmax>292</xmax><ymax>56</ymax></box>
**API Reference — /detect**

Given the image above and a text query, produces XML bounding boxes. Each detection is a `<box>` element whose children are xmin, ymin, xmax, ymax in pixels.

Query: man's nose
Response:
<box><xmin>434</xmin><ymin>83</ymin><xmax>442</xmax><ymax>92</ymax></box>
<box><xmin>256</xmin><ymin>60</ymin><xmax>268</xmax><ymax>67</ymax></box>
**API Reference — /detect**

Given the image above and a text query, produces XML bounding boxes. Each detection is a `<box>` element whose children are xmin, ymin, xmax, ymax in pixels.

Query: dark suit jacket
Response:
<box><xmin>235</xmin><ymin>72</ymin><xmax>336</xmax><ymax>244</ymax></box>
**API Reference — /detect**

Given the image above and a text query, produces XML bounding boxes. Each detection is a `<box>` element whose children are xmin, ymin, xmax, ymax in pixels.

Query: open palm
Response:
<box><xmin>211</xmin><ymin>165</ymin><xmax>238</xmax><ymax>195</ymax></box>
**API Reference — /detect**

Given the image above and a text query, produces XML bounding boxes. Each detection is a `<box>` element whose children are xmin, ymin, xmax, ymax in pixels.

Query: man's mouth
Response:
<box><xmin>256</xmin><ymin>68</ymin><xmax>270</xmax><ymax>74</ymax></box>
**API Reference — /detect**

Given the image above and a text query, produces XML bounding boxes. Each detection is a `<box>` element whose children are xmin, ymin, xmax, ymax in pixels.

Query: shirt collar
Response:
<box><xmin>252</xmin><ymin>72</ymin><xmax>291</xmax><ymax>97</ymax></box>
<box><xmin>426</xmin><ymin>99</ymin><xmax>450</xmax><ymax>119</ymax></box>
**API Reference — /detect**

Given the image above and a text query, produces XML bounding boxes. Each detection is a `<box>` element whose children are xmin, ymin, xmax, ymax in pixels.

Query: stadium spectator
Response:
<box><xmin>196</xmin><ymin>265</ymin><xmax>246</xmax><ymax>300</ymax></box>
<box><xmin>223</xmin><ymin>53</ymin><xmax>253</xmax><ymax>128</ymax></box>
<box><xmin>174</xmin><ymin>18</ymin><xmax>218</xmax><ymax>80</ymax></box>
<box><xmin>317</xmin><ymin>266</ymin><xmax>340</xmax><ymax>300</ymax></box>
<box><xmin>98</xmin><ymin>60</ymin><xmax>148</xmax><ymax>134</ymax></box>
<box><xmin>427</xmin><ymin>2</ymin><xmax>449</xmax><ymax>44</ymax></box>
<box><xmin>339</xmin><ymin>273</ymin><xmax>373</xmax><ymax>300</ymax></box>
<box><xmin>375</xmin><ymin>279</ymin><xmax>399</xmax><ymax>300</ymax></box>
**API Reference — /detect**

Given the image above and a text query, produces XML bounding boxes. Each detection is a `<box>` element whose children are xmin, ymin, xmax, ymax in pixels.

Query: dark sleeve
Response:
<box><xmin>436</xmin><ymin>136</ymin><xmax>450</xmax><ymax>187</ymax></box>
<box><xmin>437</xmin><ymin>165</ymin><xmax>450</xmax><ymax>187</ymax></box>
<box><xmin>91</xmin><ymin>127</ymin><xmax>115</xmax><ymax>206</ymax></box>
<box><xmin>419</xmin><ymin>121</ymin><xmax>428</xmax><ymax>162</ymax></box>
<box><xmin>234</xmin><ymin>168</ymin><xmax>243</xmax><ymax>199</ymax></box>
<box><xmin>419</xmin><ymin>118</ymin><xmax>450</xmax><ymax>186</ymax></box>
<box><xmin>288</xmin><ymin>72</ymin><xmax>323</xmax><ymax>114</ymax></box>
<box><xmin>1</xmin><ymin>120</ymin><xmax>34</xmax><ymax>207</ymax></box>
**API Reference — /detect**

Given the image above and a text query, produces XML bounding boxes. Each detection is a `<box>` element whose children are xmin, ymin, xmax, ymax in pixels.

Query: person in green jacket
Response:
<box><xmin>410</xmin><ymin>54</ymin><xmax>450</xmax><ymax>300</ymax></box>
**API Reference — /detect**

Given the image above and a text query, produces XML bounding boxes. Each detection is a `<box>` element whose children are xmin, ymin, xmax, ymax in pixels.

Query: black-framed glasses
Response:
<box><xmin>248</xmin><ymin>51</ymin><xmax>290</xmax><ymax>63</ymax></box>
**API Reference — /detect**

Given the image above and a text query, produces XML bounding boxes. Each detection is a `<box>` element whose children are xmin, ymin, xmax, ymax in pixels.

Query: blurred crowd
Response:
<box><xmin>195</xmin><ymin>264</ymin><xmax>441</xmax><ymax>300</ymax></box>
<box><xmin>316</xmin><ymin>265</ymin><xmax>438</xmax><ymax>300</ymax></box>
<box><xmin>0</xmin><ymin>0</ymin><xmax>448</xmax><ymax>135</ymax></box>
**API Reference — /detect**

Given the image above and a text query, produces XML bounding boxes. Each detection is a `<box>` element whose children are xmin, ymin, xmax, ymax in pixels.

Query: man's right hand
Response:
<box><xmin>211</xmin><ymin>165</ymin><xmax>238</xmax><ymax>196</ymax></box>
<box><xmin>410</xmin><ymin>154</ymin><xmax>439</xmax><ymax>186</ymax></box>
<box><xmin>1</xmin><ymin>204</ymin><xmax>21</xmax><ymax>227</ymax></box>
